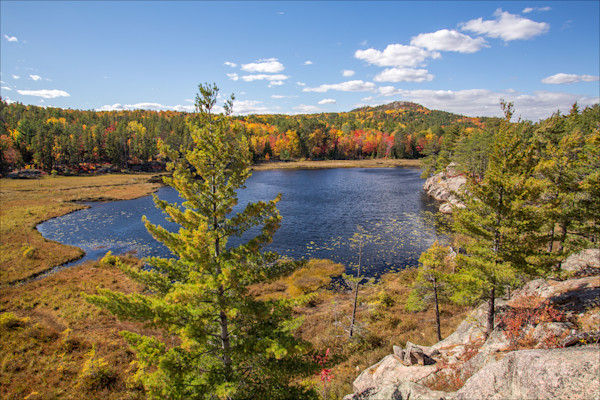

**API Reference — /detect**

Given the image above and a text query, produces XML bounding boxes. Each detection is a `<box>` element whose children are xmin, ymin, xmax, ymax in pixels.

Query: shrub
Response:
<box><xmin>76</xmin><ymin>346</ymin><xmax>117</xmax><ymax>391</ymax></box>
<box><xmin>287</xmin><ymin>259</ymin><xmax>344</xmax><ymax>297</ymax></box>
<box><xmin>499</xmin><ymin>294</ymin><xmax>566</xmax><ymax>349</ymax></box>
<box><xmin>100</xmin><ymin>251</ymin><xmax>118</xmax><ymax>265</ymax></box>
<box><xmin>0</xmin><ymin>312</ymin><xmax>29</xmax><ymax>330</ymax></box>
<box><xmin>21</xmin><ymin>245</ymin><xmax>37</xmax><ymax>259</ymax></box>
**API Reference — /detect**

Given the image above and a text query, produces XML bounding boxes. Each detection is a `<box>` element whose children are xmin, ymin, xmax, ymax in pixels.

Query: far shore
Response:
<box><xmin>251</xmin><ymin>158</ymin><xmax>421</xmax><ymax>171</ymax></box>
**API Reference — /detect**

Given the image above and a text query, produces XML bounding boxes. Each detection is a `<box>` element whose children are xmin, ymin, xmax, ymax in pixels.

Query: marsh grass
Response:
<box><xmin>0</xmin><ymin>174</ymin><xmax>162</xmax><ymax>284</ymax></box>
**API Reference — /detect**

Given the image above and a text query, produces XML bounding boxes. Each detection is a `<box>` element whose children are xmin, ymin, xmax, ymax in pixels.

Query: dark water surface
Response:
<box><xmin>38</xmin><ymin>168</ymin><xmax>444</xmax><ymax>276</ymax></box>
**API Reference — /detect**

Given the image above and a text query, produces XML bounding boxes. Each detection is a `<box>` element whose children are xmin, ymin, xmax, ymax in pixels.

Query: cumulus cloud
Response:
<box><xmin>377</xmin><ymin>86</ymin><xmax>598</xmax><ymax>121</ymax></box>
<box><xmin>227</xmin><ymin>73</ymin><xmax>239</xmax><ymax>81</ymax></box>
<box><xmin>240</xmin><ymin>74</ymin><xmax>289</xmax><ymax>82</ymax></box>
<box><xmin>268</xmin><ymin>80</ymin><xmax>285</xmax><ymax>87</ymax></box>
<box><xmin>303</xmin><ymin>80</ymin><xmax>376</xmax><ymax>93</ymax></box>
<box><xmin>241</xmin><ymin>58</ymin><xmax>284</xmax><ymax>73</ymax></box>
<box><xmin>374</xmin><ymin>68</ymin><xmax>434</xmax><ymax>83</ymax></box>
<box><xmin>355</xmin><ymin>44</ymin><xmax>439</xmax><ymax>67</ymax></box>
<box><xmin>29</xmin><ymin>74</ymin><xmax>42</xmax><ymax>81</ymax></box>
<box><xmin>293</xmin><ymin>104</ymin><xmax>322</xmax><ymax>114</ymax></box>
<box><xmin>17</xmin><ymin>89</ymin><xmax>70</xmax><ymax>98</ymax></box>
<box><xmin>342</xmin><ymin>70</ymin><xmax>355</xmax><ymax>77</ymax></box>
<box><xmin>318</xmin><ymin>98</ymin><xmax>337</xmax><ymax>105</ymax></box>
<box><xmin>12</xmin><ymin>75</ymin><xmax>20</xmax><ymax>80</ymax></box>
<box><xmin>304</xmin><ymin>60</ymin><xmax>313</xmax><ymax>65</ymax></box>
<box><xmin>461</xmin><ymin>9</ymin><xmax>549</xmax><ymax>41</ymax></box>
<box><xmin>1</xmin><ymin>86</ymin><xmax>12</xmax><ymax>91</ymax></box>
<box><xmin>96</xmin><ymin>102</ymin><xmax>195</xmax><ymax>112</ymax></box>
<box><xmin>4</xmin><ymin>34</ymin><xmax>18</xmax><ymax>42</ymax></box>
<box><xmin>541</xmin><ymin>73</ymin><xmax>600</xmax><ymax>85</ymax></box>
<box><xmin>224</xmin><ymin>61</ymin><xmax>237</xmax><ymax>68</ymax></box>
<box><xmin>410</xmin><ymin>29</ymin><xmax>488</xmax><ymax>53</ymax></box>
<box><xmin>296</xmin><ymin>82</ymin><xmax>306</xmax><ymax>86</ymax></box>
<box><xmin>232</xmin><ymin>100</ymin><xmax>275</xmax><ymax>115</ymax></box>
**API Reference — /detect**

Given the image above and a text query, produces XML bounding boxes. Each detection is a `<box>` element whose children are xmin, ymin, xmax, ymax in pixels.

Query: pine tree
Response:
<box><xmin>405</xmin><ymin>241</ymin><xmax>454</xmax><ymax>341</ymax></box>
<box><xmin>452</xmin><ymin>102</ymin><xmax>547</xmax><ymax>339</ymax></box>
<box><xmin>86</xmin><ymin>83</ymin><xmax>318</xmax><ymax>400</ymax></box>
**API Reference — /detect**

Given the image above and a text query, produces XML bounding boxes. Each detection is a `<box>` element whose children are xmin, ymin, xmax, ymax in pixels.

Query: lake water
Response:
<box><xmin>37</xmin><ymin>168</ymin><xmax>445</xmax><ymax>277</ymax></box>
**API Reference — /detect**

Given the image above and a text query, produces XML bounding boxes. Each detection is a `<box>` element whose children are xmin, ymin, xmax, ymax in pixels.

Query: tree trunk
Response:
<box><xmin>485</xmin><ymin>286</ymin><xmax>495</xmax><ymax>340</ymax></box>
<box><xmin>433</xmin><ymin>276</ymin><xmax>442</xmax><ymax>342</ymax></box>
<box><xmin>349</xmin><ymin>243</ymin><xmax>362</xmax><ymax>338</ymax></box>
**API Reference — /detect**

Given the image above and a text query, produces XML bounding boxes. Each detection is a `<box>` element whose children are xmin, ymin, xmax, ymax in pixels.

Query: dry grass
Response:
<box><xmin>0</xmin><ymin>258</ymin><xmax>159</xmax><ymax>400</ymax></box>
<box><xmin>252</xmin><ymin>267</ymin><xmax>472</xmax><ymax>398</ymax></box>
<box><xmin>251</xmin><ymin>158</ymin><xmax>421</xmax><ymax>171</ymax></box>
<box><xmin>0</xmin><ymin>174</ymin><xmax>162</xmax><ymax>284</ymax></box>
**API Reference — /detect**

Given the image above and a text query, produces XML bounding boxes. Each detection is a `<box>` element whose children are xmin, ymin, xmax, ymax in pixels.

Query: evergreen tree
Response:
<box><xmin>405</xmin><ymin>241</ymin><xmax>453</xmax><ymax>341</ymax></box>
<box><xmin>452</xmin><ymin>102</ymin><xmax>547</xmax><ymax>339</ymax></box>
<box><xmin>87</xmin><ymin>83</ymin><xmax>317</xmax><ymax>400</ymax></box>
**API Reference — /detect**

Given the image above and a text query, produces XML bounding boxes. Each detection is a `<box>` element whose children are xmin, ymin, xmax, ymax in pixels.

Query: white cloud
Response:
<box><xmin>541</xmin><ymin>73</ymin><xmax>600</xmax><ymax>85</ymax></box>
<box><xmin>17</xmin><ymin>89</ymin><xmax>70</xmax><ymax>98</ymax></box>
<box><xmin>224</xmin><ymin>61</ymin><xmax>237</xmax><ymax>68</ymax></box>
<box><xmin>355</xmin><ymin>44</ymin><xmax>439</xmax><ymax>67</ymax></box>
<box><xmin>374</xmin><ymin>68</ymin><xmax>434</xmax><ymax>83</ymax></box>
<box><xmin>293</xmin><ymin>104</ymin><xmax>322</xmax><ymax>114</ymax></box>
<box><xmin>296</xmin><ymin>82</ymin><xmax>306</xmax><ymax>86</ymax></box>
<box><xmin>268</xmin><ymin>80</ymin><xmax>285</xmax><ymax>87</ymax></box>
<box><xmin>1</xmin><ymin>86</ymin><xmax>12</xmax><ymax>91</ymax></box>
<box><xmin>271</xmin><ymin>94</ymin><xmax>298</xmax><ymax>99</ymax></box>
<box><xmin>303</xmin><ymin>80</ymin><xmax>376</xmax><ymax>93</ymax></box>
<box><xmin>376</xmin><ymin>86</ymin><xmax>598</xmax><ymax>120</ymax></box>
<box><xmin>361</xmin><ymin>96</ymin><xmax>374</xmax><ymax>102</ymax></box>
<box><xmin>240</xmin><ymin>74</ymin><xmax>289</xmax><ymax>82</ymax></box>
<box><xmin>410</xmin><ymin>29</ymin><xmax>488</xmax><ymax>53</ymax></box>
<box><xmin>12</xmin><ymin>75</ymin><xmax>20</xmax><ymax>80</ymax></box>
<box><xmin>4</xmin><ymin>34</ymin><xmax>17</xmax><ymax>42</ymax></box>
<box><xmin>232</xmin><ymin>100</ymin><xmax>272</xmax><ymax>115</ymax></box>
<box><xmin>29</xmin><ymin>74</ymin><xmax>42</xmax><ymax>81</ymax></box>
<box><xmin>241</xmin><ymin>58</ymin><xmax>284</xmax><ymax>73</ymax></box>
<box><xmin>318</xmin><ymin>98</ymin><xmax>337</xmax><ymax>105</ymax></box>
<box><xmin>461</xmin><ymin>9</ymin><xmax>549</xmax><ymax>41</ymax></box>
<box><xmin>227</xmin><ymin>73</ymin><xmax>239</xmax><ymax>81</ymax></box>
<box><xmin>342</xmin><ymin>70</ymin><xmax>355</xmax><ymax>77</ymax></box>
<box><xmin>523</xmin><ymin>7</ymin><xmax>551</xmax><ymax>14</ymax></box>
<box><xmin>304</xmin><ymin>60</ymin><xmax>313</xmax><ymax>65</ymax></box>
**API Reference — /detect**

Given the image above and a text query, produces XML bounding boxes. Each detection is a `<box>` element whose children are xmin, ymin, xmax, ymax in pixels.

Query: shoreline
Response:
<box><xmin>250</xmin><ymin>158</ymin><xmax>421</xmax><ymax>171</ymax></box>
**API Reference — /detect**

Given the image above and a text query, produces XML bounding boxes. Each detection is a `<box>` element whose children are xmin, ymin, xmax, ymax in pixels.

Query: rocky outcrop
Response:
<box><xmin>453</xmin><ymin>347</ymin><xmax>600</xmax><ymax>400</ymax></box>
<box><xmin>561</xmin><ymin>248</ymin><xmax>600</xmax><ymax>276</ymax></box>
<box><xmin>344</xmin><ymin>251</ymin><xmax>600</xmax><ymax>400</ymax></box>
<box><xmin>423</xmin><ymin>163</ymin><xmax>466</xmax><ymax>214</ymax></box>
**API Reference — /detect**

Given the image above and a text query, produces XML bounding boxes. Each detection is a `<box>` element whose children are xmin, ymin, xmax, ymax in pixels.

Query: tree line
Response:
<box><xmin>410</xmin><ymin>101</ymin><xmax>599</xmax><ymax>340</ymax></box>
<box><xmin>0</xmin><ymin>98</ymin><xmax>482</xmax><ymax>175</ymax></box>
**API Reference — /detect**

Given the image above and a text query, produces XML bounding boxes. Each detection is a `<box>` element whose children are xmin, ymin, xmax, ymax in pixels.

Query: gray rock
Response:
<box><xmin>453</xmin><ymin>346</ymin><xmax>600</xmax><ymax>400</ymax></box>
<box><xmin>345</xmin><ymin>382</ymin><xmax>448</xmax><ymax>400</ymax></box>
<box><xmin>393</xmin><ymin>345</ymin><xmax>404</xmax><ymax>359</ymax></box>
<box><xmin>404</xmin><ymin>342</ymin><xmax>436</xmax><ymax>366</ymax></box>
<box><xmin>423</xmin><ymin>171</ymin><xmax>466</xmax><ymax>214</ymax></box>
<box><xmin>562</xmin><ymin>248</ymin><xmax>600</xmax><ymax>276</ymax></box>
<box><xmin>352</xmin><ymin>355</ymin><xmax>438</xmax><ymax>394</ymax></box>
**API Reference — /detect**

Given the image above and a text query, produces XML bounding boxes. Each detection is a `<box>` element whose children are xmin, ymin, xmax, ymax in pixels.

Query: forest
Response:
<box><xmin>0</xmin><ymin>98</ymin><xmax>484</xmax><ymax>175</ymax></box>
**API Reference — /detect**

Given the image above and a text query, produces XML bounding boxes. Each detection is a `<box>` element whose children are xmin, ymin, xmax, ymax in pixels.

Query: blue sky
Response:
<box><xmin>1</xmin><ymin>1</ymin><xmax>598</xmax><ymax>121</ymax></box>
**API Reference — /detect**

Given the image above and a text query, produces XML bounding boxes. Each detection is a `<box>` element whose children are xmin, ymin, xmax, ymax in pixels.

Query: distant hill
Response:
<box><xmin>351</xmin><ymin>101</ymin><xmax>426</xmax><ymax>113</ymax></box>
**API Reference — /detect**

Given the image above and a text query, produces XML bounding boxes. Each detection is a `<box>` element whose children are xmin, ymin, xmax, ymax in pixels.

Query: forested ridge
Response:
<box><xmin>0</xmin><ymin>98</ymin><xmax>484</xmax><ymax>174</ymax></box>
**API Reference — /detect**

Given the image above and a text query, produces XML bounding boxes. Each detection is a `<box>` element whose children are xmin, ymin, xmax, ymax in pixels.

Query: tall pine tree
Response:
<box><xmin>87</xmin><ymin>83</ymin><xmax>317</xmax><ymax>400</ymax></box>
<box><xmin>452</xmin><ymin>102</ymin><xmax>547</xmax><ymax>339</ymax></box>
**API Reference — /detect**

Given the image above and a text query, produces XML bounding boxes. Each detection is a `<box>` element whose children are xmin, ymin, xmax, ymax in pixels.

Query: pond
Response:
<box><xmin>37</xmin><ymin>168</ymin><xmax>446</xmax><ymax>277</ymax></box>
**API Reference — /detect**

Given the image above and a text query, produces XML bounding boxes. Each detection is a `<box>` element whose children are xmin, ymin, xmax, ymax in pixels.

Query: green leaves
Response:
<box><xmin>86</xmin><ymin>84</ymin><xmax>317</xmax><ymax>399</ymax></box>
